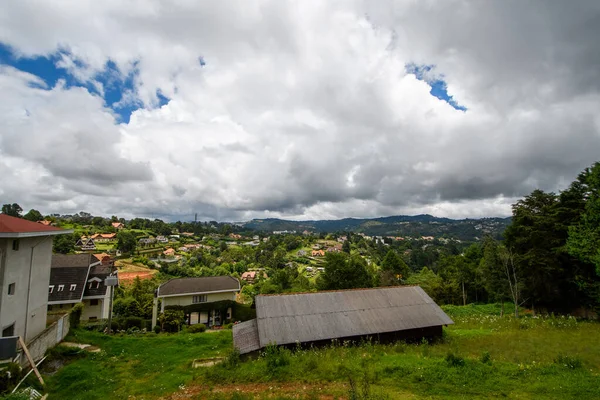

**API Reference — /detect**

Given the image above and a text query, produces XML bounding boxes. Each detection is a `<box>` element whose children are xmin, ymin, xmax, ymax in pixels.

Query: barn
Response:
<box><xmin>233</xmin><ymin>286</ymin><xmax>453</xmax><ymax>355</ymax></box>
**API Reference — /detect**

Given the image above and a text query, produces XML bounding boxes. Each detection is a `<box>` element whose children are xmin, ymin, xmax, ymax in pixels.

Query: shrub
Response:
<box><xmin>69</xmin><ymin>302</ymin><xmax>84</xmax><ymax>329</ymax></box>
<box><xmin>0</xmin><ymin>363</ymin><xmax>22</xmax><ymax>394</ymax></box>
<box><xmin>159</xmin><ymin>309</ymin><xmax>185</xmax><ymax>333</ymax></box>
<box><xmin>480</xmin><ymin>351</ymin><xmax>492</xmax><ymax>364</ymax></box>
<box><xmin>224</xmin><ymin>348</ymin><xmax>240</xmax><ymax>369</ymax></box>
<box><xmin>445</xmin><ymin>352</ymin><xmax>465</xmax><ymax>367</ymax></box>
<box><xmin>263</xmin><ymin>344</ymin><xmax>290</xmax><ymax>375</ymax></box>
<box><xmin>223</xmin><ymin>323</ymin><xmax>234</xmax><ymax>329</ymax></box>
<box><xmin>123</xmin><ymin>316</ymin><xmax>144</xmax><ymax>330</ymax></box>
<box><xmin>188</xmin><ymin>324</ymin><xmax>206</xmax><ymax>333</ymax></box>
<box><xmin>554</xmin><ymin>354</ymin><xmax>582</xmax><ymax>369</ymax></box>
<box><xmin>153</xmin><ymin>325</ymin><xmax>161</xmax><ymax>334</ymax></box>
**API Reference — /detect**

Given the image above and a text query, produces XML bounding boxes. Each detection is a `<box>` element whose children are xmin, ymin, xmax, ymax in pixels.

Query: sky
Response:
<box><xmin>1</xmin><ymin>1</ymin><xmax>600</xmax><ymax>222</ymax></box>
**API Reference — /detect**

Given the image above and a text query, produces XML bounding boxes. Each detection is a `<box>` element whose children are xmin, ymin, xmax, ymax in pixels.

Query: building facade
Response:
<box><xmin>0</xmin><ymin>215</ymin><xmax>72</xmax><ymax>342</ymax></box>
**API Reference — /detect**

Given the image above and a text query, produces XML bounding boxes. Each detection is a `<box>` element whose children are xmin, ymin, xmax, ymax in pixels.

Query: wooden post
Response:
<box><xmin>18</xmin><ymin>336</ymin><xmax>44</xmax><ymax>386</ymax></box>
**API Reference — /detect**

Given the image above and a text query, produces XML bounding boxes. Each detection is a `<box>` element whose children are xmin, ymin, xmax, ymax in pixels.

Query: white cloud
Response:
<box><xmin>1</xmin><ymin>1</ymin><xmax>599</xmax><ymax>221</ymax></box>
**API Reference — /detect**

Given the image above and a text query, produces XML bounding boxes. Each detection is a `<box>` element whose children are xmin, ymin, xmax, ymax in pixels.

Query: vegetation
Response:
<box><xmin>40</xmin><ymin>305</ymin><xmax>600</xmax><ymax>399</ymax></box>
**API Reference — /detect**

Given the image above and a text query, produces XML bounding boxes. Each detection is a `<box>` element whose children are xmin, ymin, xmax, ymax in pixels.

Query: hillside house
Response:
<box><xmin>152</xmin><ymin>276</ymin><xmax>241</xmax><ymax>328</ymax></box>
<box><xmin>163</xmin><ymin>248</ymin><xmax>176</xmax><ymax>257</ymax></box>
<box><xmin>38</xmin><ymin>220</ymin><xmax>53</xmax><ymax>226</ymax></box>
<box><xmin>0</xmin><ymin>214</ymin><xmax>72</xmax><ymax>341</ymax></box>
<box><xmin>311</xmin><ymin>249</ymin><xmax>325</xmax><ymax>257</ymax></box>
<box><xmin>241</xmin><ymin>271</ymin><xmax>267</xmax><ymax>283</ymax></box>
<box><xmin>111</xmin><ymin>222</ymin><xmax>124</xmax><ymax>230</ymax></box>
<box><xmin>233</xmin><ymin>286</ymin><xmax>453</xmax><ymax>355</ymax></box>
<box><xmin>48</xmin><ymin>254</ymin><xmax>118</xmax><ymax>320</ymax></box>
<box><xmin>76</xmin><ymin>237</ymin><xmax>96</xmax><ymax>251</ymax></box>
<box><xmin>91</xmin><ymin>233</ymin><xmax>117</xmax><ymax>242</ymax></box>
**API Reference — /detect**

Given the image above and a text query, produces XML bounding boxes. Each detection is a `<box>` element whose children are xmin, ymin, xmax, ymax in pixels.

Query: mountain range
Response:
<box><xmin>241</xmin><ymin>214</ymin><xmax>511</xmax><ymax>241</ymax></box>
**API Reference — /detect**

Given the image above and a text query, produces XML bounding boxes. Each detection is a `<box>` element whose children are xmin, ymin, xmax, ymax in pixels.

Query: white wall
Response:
<box><xmin>0</xmin><ymin>237</ymin><xmax>54</xmax><ymax>342</ymax></box>
<box><xmin>162</xmin><ymin>291</ymin><xmax>237</xmax><ymax>307</ymax></box>
<box><xmin>81</xmin><ymin>294</ymin><xmax>110</xmax><ymax>320</ymax></box>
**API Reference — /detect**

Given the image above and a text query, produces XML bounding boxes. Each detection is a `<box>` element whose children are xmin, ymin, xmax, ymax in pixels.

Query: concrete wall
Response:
<box><xmin>162</xmin><ymin>291</ymin><xmax>236</xmax><ymax>308</ymax></box>
<box><xmin>0</xmin><ymin>237</ymin><xmax>54</xmax><ymax>342</ymax></box>
<box><xmin>19</xmin><ymin>313</ymin><xmax>70</xmax><ymax>366</ymax></box>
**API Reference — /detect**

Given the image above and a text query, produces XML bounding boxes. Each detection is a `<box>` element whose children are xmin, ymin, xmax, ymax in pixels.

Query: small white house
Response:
<box><xmin>153</xmin><ymin>276</ymin><xmax>240</xmax><ymax>328</ymax></box>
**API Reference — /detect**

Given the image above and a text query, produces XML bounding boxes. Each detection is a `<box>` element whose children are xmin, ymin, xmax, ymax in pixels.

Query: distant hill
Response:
<box><xmin>242</xmin><ymin>214</ymin><xmax>511</xmax><ymax>241</ymax></box>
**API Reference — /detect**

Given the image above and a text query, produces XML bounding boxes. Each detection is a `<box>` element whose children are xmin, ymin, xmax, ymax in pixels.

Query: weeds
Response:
<box><xmin>554</xmin><ymin>354</ymin><xmax>582</xmax><ymax>369</ymax></box>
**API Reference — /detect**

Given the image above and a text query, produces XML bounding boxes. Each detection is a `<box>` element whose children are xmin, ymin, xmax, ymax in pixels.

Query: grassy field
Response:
<box><xmin>33</xmin><ymin>305</ymin><xmax>600</xmax><ymax>399</ymax></box>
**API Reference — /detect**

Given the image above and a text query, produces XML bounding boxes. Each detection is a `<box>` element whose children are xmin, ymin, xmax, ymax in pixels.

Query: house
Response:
<box><xmin>241</xmin><ymin>271</ymin><xmax>267</xmax><ymax>283</ymax></box>
<box><xmin>0</xmin><ymin>214</ymin><xmax>72</xmax><ymax>341</ymax></box>
<box><xmin>163</xmin><ymin>248</ymin><xmax>176</xmax><ymax>257</ymax></box>
<box><xmin>326</xmin><ymin>244</ymin><xmax>342</xmax><ymax>253</ymax></box>
<box><xmin>111</xmin><ymin>222</ymin><xmax>124</xmax><ymax>230</ymax></box>
<box><xmin>156</xmin><ymin>235</ymin><xmax>169</xmax><ymax>243</ymax></box>
<box><xmin>297</xmin><ymin>250</ymin><xmax>307</xmax><ymax>256</ymax></box>
<box><xmin>47</xmin><ymin>254</ymin><xmax>118</xmax><ymax>320</ymax></box>
<box><xmin>233</xmin><ymin>286</ymin><xmax>454</xmax><ymax>355</ymax></box>
<box><xmin>38</xmin><ymin>220</ymin><xmax>53</xmax><ymax>226</ymax></box>
<box><xmin>152</xmin><ymin>276</ymin><xmax>241</xmax><ymax>328</ymax></box>
<box><xmin>139</xmin><ymin>237</ymin><xmax>156</xmax><ymax>246</ymax></box>
<box><xmin>229</xmin><ymin>233</ymin><xmax>242</xmax><ymax>240</ymax></box>
<box><xmin>311</xmin><ymin>250</ymin><xmax>325</xmax><ymax>257</ymax></box>
<box><xmin>421</xmin><ymin>236</ymin><xmax>434</xmax><ymax>241</ymax></box>
<box><xmin>76</xmin><ymin>237</ymin><xmax>96</xmax><ymax>251</ymax></box>
<box><xmin>93</xmin><ymin>253</ymin><xmax>114</xmax><ymax>267</ymax></box>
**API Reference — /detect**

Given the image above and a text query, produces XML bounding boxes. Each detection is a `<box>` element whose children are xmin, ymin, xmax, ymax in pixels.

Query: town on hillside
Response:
<box><xmin>1</xmin><ymin>160</ymin><xmax>600</xmax><ymax>399</ymax></box>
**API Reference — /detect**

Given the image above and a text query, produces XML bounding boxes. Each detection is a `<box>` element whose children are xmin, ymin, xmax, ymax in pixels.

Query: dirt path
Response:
<box><xmin>162</xmin><ymin>382</ymin><xmax>347</xmax><ymax>399</ymax></box>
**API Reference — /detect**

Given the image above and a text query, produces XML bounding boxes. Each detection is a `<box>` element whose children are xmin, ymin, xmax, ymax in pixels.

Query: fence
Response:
<box><xmin>17</xmin><ymin>313</ymin><xmax>70</xmax><ymax>367</ymax></box>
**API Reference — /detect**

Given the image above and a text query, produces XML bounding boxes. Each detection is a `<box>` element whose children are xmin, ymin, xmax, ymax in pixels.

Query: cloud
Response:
<box><xmin>0</xmin><ymin>1</ymin><xmax>599</xmax><ymax>221</ymax></box>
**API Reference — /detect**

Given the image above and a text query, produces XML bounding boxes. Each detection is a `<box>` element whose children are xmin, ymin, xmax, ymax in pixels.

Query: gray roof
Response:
<box><xmin>83</xmin><ymin>264</ymin><xmax>115</xmax><ymax>297</ymax></box>
<box><xmin>233</xmin><ymin>319</ymin><xmax>261</xmax><ymax>354</ymax></box>
<box><xmin>157</xmin><ymin>276</ymin><xmax>240</xmax><ymax>297</ymax></box>
<box><xmin>234</xmin><ymin>286</ymin><xmax>453</xmax><ymax>353</ymax></box>
<box><xmin>49</xmin><ymin>254</ymin><xmax>96</xmax><ymax>303</ymax></box>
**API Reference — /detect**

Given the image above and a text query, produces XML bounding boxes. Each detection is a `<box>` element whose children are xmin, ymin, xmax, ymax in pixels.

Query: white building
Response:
<box><xmin>0</xmin><ymin>214</ymin><xmax>72</xmax><ymax>342</ymax></box>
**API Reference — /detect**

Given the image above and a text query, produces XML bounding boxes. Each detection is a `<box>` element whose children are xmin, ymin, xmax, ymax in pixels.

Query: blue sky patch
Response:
<box><xmin>0</xmin><ymin>42</ymin><xmax>167</xmax><ymax>123</ymax></box>
<box><xmin>406</xmin><ymin>63</ymin><xmax>466</xmax><ymax>111</ymax></box>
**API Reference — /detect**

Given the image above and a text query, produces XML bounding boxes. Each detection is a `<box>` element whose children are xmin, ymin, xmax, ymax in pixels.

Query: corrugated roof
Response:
<box><xmin>157</xmin><ymin>276</ymin><xmax>240</xmax><ymax>297</ymax></box>
<box><xmin>0</xmin><ymin>214</ymin><xmax>64</xmax><ymax>234</ymax></box>
<box><xmin>254</xmin><ymin>286</ymin><xmax>453</xmax><ymax>348</ymax></box>
<box><xmin>233</xmin><ymin>319</ymin><xmax>261</xmax><ymax>355</ymax></box>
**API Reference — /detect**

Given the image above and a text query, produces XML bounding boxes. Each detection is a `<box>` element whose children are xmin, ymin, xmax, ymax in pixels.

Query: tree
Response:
<box><xmin>23</xmin><ymin>209</ymin><xmax>43</xmax><ymax>222</ymax></box>
<box><xmin>318</xmin><ymin>252</ymin><xmax>372</xmax><ymax>290</ymax></box>
<box><xmin>342</xmin><ymin>240</ymin><xmax>351</xmax><ymax>254</ymax></box>
<box><xmin>499</xmin><ymin>247</ymin><xmax>523</xmax><ymax>318</ymax></box>
<box><xmin>117</xmin><ymin>231</ymin><xmax>137</xmax><ymax>254</ymax></box>
<box><xmin>1</xmin><ymin>203</ymin><xmax>23</xmax><ymax>217</ymax></box>
<box><xmin>567</xmin><ymin>162</ymin><xmax>600</xmax><ymax>275</ymax></box>
<box><xmin>53</xmin><ymin>233</ymin><xmax>76</xmax><ymax>254</ymax></box>
<box><xmin>380</xmin><ymin>250</ymin><xmax>410</xmax><ymax>286</ymax></box>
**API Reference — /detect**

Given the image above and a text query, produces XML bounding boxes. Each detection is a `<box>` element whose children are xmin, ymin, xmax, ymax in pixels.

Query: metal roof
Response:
<box><xmin>248</xmin><ymin>286</ymin><xmax>452</xmax><ymax>350</ymax></box>
<box><xmin>157</xmin><ymin>276</ymin><xmax>240</xmax><ymax>297</ymax></box>
<box><xmin>233</xmin><ymin>319</ymin><xmax>261</xmax><ymax>355</ymax></box>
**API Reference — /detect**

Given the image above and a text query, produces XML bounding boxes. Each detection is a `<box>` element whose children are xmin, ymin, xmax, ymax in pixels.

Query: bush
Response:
<box><xmin>0</xmin><ymin>363</ymin><xmax>22</xmax><ymax>394</ymax></box>
<box><xmin>123</xmin><ymin>316</ymin><xmax>144</xmax><ymax>330</ymax></box>
<box><xmin>263</xmin><ymin>344</ymin><xmax>290</xmax><ymax>375</ymax></box>
<box><xmin>223</xmin><ymin>323</ymin><xmax>234</xmax><ymax>329</ymax></box>
<box><xmin>554</xmin><ymin>354</ymin><xmax>582</xmax><ymax>369</ymax></box>
<box><xmin>159</xmin><ymin>309</ymin><xmax>185</xmax><ymax>333</ymax></box>
<box><xmin>69</xmin><ymin>302</ymin><xmax>84</xmax><ymax>329</ymax></box>
<box><xmin>187</xmin><ymin>324</ymin><xmax>206</xmax><ymax>333</ymax></box>
<box><xmin>480</xmin><ymin>351</ymin><xmax>492</xmax><ymax>364</ymax></box>
<box><xmin>153</xmin><ymin>325</ymin><xmax>161</xmax><ymax>334</ymax></box>
<box><xmin>445</xmin><ymin>352</ymin><xmax>465</xmax><ymax>367</ymax></box>
<box><xmin>224</xmin><ymin>349</ymin><xmax>240</xmax><ymax>369</ymax></box>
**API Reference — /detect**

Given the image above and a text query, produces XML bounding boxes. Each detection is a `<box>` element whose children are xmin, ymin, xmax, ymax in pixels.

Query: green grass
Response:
<box><xmin>44</xmin><ymin>330</ymin><xmax>232</xmax><ymax>400</ymax></box>
<box><xmin>43</xmin><ymin>307</ymin><xmax>600</xmax><ymax>400</ymax></box>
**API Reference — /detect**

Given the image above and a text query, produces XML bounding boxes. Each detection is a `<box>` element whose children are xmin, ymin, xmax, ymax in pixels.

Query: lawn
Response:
<box><xmin>37</xmin><ymin>305</ymin><xmax>600</xmax><ymax>400</ymax></box>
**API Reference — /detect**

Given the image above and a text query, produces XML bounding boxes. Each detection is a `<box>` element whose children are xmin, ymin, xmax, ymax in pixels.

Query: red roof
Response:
<box><xmin>0</xmin><ymin>214</ymin><xmax>64</xmax><ymax>233</ymax></box>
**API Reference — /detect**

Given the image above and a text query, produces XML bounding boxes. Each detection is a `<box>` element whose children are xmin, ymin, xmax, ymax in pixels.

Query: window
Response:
<box><xmin>70</xmin><ymin>284</ymin><xmax>77</xmax><ymax>291</ymax></box>
<box><xmin>58</xmin><ymin>285</ymin><xmax>64</xmax><ymax>292</ymax></box>
<box><xmin>226</xmin><ymin>307</ymin><xmax>232</xmax><ymax>320</ymax></box>
<box><xmin>192</xmin><ymin>295</ymin><xmax>207</xmax><ymax>303</ymax></box>
<box><xmin>49</xmin><ymin>285</ymin><xmax>55</xmax><ymax>293</ymax></box>
<box><xmin>90</xmin><ymin>299</ymin><xmax>99</xmax><ymax>306</ymax></box>
<box><xmin>12</xmin><ymin>240</ymin><xmax>19</xmax><ymax>251</ymax></box>
<box><xmin>2</xmin><ymin>324</ymin><xmax>14</xmax><ymax>337</ymax></box>
<box><xmin>89</xmin><ymin>281</ymin><xmax>100</xmax><ymax>289</ymax></box>
<box><xmin>7</xmin><ymin>283</ymin><xmax>15</xmax><ymax>296</ymax></box>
